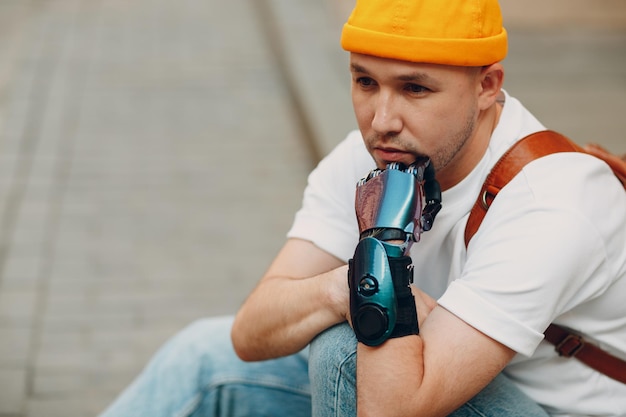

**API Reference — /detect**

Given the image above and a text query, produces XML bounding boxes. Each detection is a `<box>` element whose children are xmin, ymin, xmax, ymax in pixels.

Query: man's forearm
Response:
<box><xmin>356</xmin><ymin>306</ymin><xmax>515</xmax><ymax>417</ymax></box>
<box><xmin>232</xmin><ymin>265</ymin><xmax>348</xmax><ymax>361</ymax></box>
<box><xmin>356</xmin><ymin>336</ymin><xmax>428</xmax><ymax>417</ymax></box>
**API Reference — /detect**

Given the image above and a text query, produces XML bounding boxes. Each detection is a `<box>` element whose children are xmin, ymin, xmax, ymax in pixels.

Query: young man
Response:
<box><xmin>100</xmin><ymin>0</ymin><xmax>626</xmax><ymax>416</ymax></box>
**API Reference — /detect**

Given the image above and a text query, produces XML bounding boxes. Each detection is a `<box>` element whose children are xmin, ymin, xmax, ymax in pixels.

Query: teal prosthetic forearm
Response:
<box><xmin>348</xmin><ymin>160</ymin><xmax>441</xmax><ymax>346</ymax></box>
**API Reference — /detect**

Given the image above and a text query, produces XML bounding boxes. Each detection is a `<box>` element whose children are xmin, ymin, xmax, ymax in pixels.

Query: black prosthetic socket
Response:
<box><xmin>388</xmin><ymin>256</ymin><xmax>419</xmax><ymax>340</ymax></box>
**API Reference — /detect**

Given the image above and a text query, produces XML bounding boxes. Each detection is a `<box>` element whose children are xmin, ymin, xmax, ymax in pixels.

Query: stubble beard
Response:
<box><xmin>426</xmin><ymin>108</ymin><xmax>477</xmax><ymax>173</ymax></box>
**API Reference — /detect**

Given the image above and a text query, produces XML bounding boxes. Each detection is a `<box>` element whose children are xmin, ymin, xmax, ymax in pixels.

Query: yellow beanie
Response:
<box><xmin>341</xmin><ymin>0</ymin><xmax>508</xmax><ymax>66</ymax></box>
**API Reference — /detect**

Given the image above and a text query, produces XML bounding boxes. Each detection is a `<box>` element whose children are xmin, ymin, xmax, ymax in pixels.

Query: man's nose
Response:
<box><xmin>371</xmin><ymin>93</ymin><xmax>402</xmax><ymax>136</ymax></box>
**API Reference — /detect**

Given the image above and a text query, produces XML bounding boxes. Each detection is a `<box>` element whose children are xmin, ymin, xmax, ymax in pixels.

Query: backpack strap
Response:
<box><xmin>464</xmin><ymin>130</ymin><xmax>626</xmax><ymax>384</ymax></box>
<box><xmin>464</xmin><ymin>130</ymin><xmax>582</xmax><ymax>247</ymax></box>
<box><xmin>544</xmin><ymin>324</ymin><xmax>626</xmax><ymax>384</ymax></box>
<box><xmin>583</xmin><ymin>143</ymin><xmax>626</xmax><ymax>186</ymax></box>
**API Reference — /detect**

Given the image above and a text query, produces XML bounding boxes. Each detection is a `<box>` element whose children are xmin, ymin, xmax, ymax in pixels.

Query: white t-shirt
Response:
<box><xmin>288</xmin><ymin>91</ymin><xmax>626</xmax><ymax>416</ymax></box>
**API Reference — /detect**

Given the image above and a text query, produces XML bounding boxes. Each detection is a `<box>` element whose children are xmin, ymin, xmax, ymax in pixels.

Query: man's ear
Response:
<box><xmin>477</xmin><ymin>63</ymin><xmax>504</xmax><ymax>110</ymax></box>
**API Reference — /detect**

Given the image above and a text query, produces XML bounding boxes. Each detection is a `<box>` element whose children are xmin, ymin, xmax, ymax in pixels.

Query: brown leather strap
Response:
<box><xmin>583</xmin><ymin>143</ymin><xmax>626</xmax><ymax>187</ymax></box>
<box><xmin>544</xmin><ymin>324</ymin><xmax>626</xmax><ymax>384</ymax></box>
<box><xmin>464</xmin><ymin>130</ymin><xmax>582</xmax><ymax>247</ymax></box>
<box><xmin>464</xmin><ymin>130</ymin><xmax>626</xmax><ymax>384</ymax></box>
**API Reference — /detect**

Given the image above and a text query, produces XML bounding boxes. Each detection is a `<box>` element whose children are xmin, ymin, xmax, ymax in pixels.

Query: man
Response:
<box><xmin>100</xmin><ymin>0</ymin><xmax>626</xmax><ymax>416</ymax></box>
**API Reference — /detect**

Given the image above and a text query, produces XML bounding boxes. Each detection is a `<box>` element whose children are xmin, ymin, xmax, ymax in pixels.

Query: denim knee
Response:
<box><xmin>309</xmin><ymin>322</ymin><xmax>357</xmax><ymax>417</ymax></box>
<box><xmin>309</xmin><ymin>322</ymin><xmax>357</xmax><ymax>382</ymax></box>
<box><xmin>98</xmin><ymin>316</ymin><xmax>238</xmax><ymax>417</ymax></box>
<box><xmin>149</xmin><ymin>316</ymin><xmax>236</xmax><ymax>378</ymax></box>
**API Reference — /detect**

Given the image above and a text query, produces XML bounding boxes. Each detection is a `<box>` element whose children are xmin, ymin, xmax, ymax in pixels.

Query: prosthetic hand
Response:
<box><xmin>348</xmin><ymin>159</ymin><xmax>441</xmax><ymax>346</ymax></box>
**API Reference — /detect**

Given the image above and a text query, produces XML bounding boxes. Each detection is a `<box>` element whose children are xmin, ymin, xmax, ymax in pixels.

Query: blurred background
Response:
<box><xmin>0</xmin><ymin>0</ymin><xmax>623</xmax><ymax>416</ymax></box>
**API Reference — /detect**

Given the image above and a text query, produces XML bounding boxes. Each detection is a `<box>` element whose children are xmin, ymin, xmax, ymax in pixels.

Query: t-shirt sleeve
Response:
<box><xmin>439</xmin><ymin>153</ymin><xmax>620</xmax><ymax>357</ymax></box>
<box><xmin>287</xmin><ymin>130</ymin><xmax>375</xmax><ymax>263</ymax></box>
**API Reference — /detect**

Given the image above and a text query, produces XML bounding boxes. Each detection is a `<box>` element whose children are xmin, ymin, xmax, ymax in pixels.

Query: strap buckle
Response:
<box><xmin>555</xmin><ymin>334</ymin><xmax>585</xmax><ymax>358</ymax></box>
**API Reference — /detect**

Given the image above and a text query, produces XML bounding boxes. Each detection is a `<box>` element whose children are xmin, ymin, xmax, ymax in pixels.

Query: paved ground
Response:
<box><xmin>0</xmin><ymin>1</ymin><xmax>624</xmax><ymax>416</ymax></box>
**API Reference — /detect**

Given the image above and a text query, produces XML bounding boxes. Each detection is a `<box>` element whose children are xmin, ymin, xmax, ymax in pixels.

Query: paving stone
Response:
<box><xmin>26</xmin><ymin>398</ymin><xmax>86</xmax><ymax>417</ymax></box>
<box><xmin>0</xmin><ymin>368</ymin><xmax>27</xmax><ymax>415</ymax></box>
<box><xmin>0</xmin><ymin>325</ymin><xmax>32</xmax><ymax>367</ymax></box>
<box><xmin>0</xmin><ymin>290</ymin><xmax>37</xmax><ymax>322</ymax></box>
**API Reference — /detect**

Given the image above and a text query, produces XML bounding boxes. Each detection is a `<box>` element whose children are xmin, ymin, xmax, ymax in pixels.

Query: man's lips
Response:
<box><xmin>373</xmin><ymin>147</ymin><xmax>415</xmax><ymax>163</ymax></box>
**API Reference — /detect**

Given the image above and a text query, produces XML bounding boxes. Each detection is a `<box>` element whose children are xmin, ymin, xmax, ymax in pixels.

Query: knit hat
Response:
<box><xmin>341</xmin><ymin>0</ymin><xmax>508</xmax><ymax>66</ymax></box>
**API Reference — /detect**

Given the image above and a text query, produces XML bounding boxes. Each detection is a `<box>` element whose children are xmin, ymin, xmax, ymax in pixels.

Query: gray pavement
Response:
<box><xmin>0</xmin><ymin>1</ymin><xmax>624</xmax><ymax>416</ymax></box>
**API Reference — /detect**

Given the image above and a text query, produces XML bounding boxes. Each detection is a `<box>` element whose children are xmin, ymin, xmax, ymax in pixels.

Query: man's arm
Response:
<box><xmin>231</xmin><ymin>238</ymin><xmax>349</xmax><ymax>361</ymax></box>
<box><xmin>356</xmin><ymin>304</ymin><xmax>516</xmax><ymax>417</ymax></box>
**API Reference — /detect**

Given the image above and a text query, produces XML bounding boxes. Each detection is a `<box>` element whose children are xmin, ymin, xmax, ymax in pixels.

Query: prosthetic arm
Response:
<box><xmin>348</xmin><ymin>159</ymin><xmax>442</xmax><ymax>346</ymax></box>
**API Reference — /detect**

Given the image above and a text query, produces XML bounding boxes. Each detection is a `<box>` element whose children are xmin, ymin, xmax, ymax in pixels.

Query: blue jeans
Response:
<box><xmin>99</xmin><ymin>316</ymin><xmax>549</xmax><ymax>417</ymax></box>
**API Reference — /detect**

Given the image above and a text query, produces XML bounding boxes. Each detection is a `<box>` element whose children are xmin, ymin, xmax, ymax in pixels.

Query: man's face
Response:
<box><xmin>350</xmin><ymin>53</ymin><xmax>482</xmax><ymax>174</ymax></box>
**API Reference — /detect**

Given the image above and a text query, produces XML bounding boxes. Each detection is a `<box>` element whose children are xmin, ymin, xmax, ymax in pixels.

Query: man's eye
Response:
<box><xmin>405</xmin><ymin>84</ymin><xmax>428</xmax><ymax>94</ymax></box>
<box><xmin>356</xmin><ymin>77</ymin><xmax>375</xmax><ymax>87</ymax></box>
